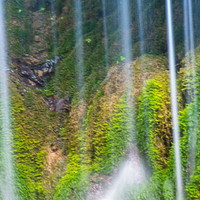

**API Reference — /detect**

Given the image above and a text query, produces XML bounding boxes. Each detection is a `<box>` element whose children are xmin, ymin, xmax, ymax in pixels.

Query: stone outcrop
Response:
<box><xmin>12</xmin><ymin>55</ymin><xmax>61</xmax><ymax>87</ymax></box>
<box><xmin>45</xmin><ymin>95</ymin><xmax>71</xmax><ymax>112</ymax></box>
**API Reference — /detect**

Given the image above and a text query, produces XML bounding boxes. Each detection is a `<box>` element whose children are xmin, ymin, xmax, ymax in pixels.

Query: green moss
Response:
<box><xmin>137</xmin><ymin>73</ymin><xmax>172</xmax><ymax>169</ymax></box>
<box><xmin>54</xmin><ymin>153</ymin><xmax>89</xmax><ymax>200</ymax></box>
<box><xmin>87</xmin><ymin>94</ymin><xmax>132</xmax><ymax>174</ymax></box>
<box><xmin>136</xmin><ymin>73</ymin><xmax>176</xmax><ymax>199</ymax></box>
<box><xmin>9</xmin><ymin>82</ymin><xmax>67</xmax><ymax>199</ymax></box>
<box><xmin>179</xmin><ymin>66</ymin><xmax>200</xmax><ymax>199</ymax></box>
<box><xmin>6</xmin><ymin>0</ymin><xmax>32</xmax><ymax>56</ymax></box>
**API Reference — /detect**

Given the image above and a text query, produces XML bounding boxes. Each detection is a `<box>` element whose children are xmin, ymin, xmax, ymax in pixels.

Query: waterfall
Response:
<box><xmin>188</xmin><ymin>0</ymin><xmax>195</xmax><ymax>68</ymax></box>
<box><xmin>100</xmin><ymin>149</ymin><xmax>147</xmax><ymax>200</ymax></box>
<box><xmin>184</xmin><ymin>0</ymin><xmax>196</xmax><ymax>98</ymax></box>
<box><xmin>118</xmin><ymin>0</ymin><xmax>133</xmax><ymax>110</ymax></box>
<box><xmin>165</xmin><ymin>0</ymin><xmax>184</xmax><ymax>199</ymax></box>
<box><xmin>118</xmin><ymin>0</ymin><xmax>132</xmax><ymax>63</ymax></box>
<box><xmin>50</xmin><ymin>0</ymin><xmax>57</xmax><ymax>54</ymax></box>
<box><xmin>137</xmin><ymin>0</ymin><xmax>146</xmax><ymax>81</ymax></box>
<box><xmin>137</xmin><ymin>0</ymin><xmax>145</xmax><ymax>57</ymax></box>
<box><xmin>184</xmin><ymin>0</ymin><xmax>197</xmax><ymax>173</ymax></box>
<box><xmin>74</xmin><ymin>0</ymin><xmax>84</xmax><ymax>92</ymax></box>
<box><xmin>102</xmin><ymin>0</ymin><xmax>109</xmax><ymax>72</ymax></box>
<box><xmin>0</xmin><ymin>0</ymin><xmax>15</xmax><ymax>199</ymax></box>
<box><xmin>99</xmin><ymin>1</ymin><xmax>148</xmax><ymax>199</ymax></box>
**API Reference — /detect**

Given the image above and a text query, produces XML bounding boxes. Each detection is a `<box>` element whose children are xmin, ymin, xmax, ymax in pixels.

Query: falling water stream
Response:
<box><xmin>188</xmin><ymin>0</ymin><xmax>195</xmax><ymax>68</ymax></box>
<box><xmin>0</xmin><ymin>0</ymin><xmax>15</xmax><ymax>199</ymax></box>
<box><xmin>165</xmin><ymin>0</ymin><xmax>184</xmax><ymax>199</ymax></box>
<box><xmin>102</xmin><ymin>0</ymin><xmax>109</xmax><ymax>72</ymax></box>
<box><xmin>1</xmin><ymin>0</ymin><xmax>199</xmax><ymax>199</ymax></box>
<box><xmin>137</xmin><ymin>0</ymin><xmax>146</xmax><ymax>82</ymax></box>
<box><xmin>100</xmin><ymin>1</ymin><xmax>147</xmax><ymax>199</ymax></box>
<box><xmin>50</xmin><ymin>0</ymin><xmax>57</xmax><ymax>53</ymax></box>
<box><xmin>74</xmin><ymin>0</ymin><xmax>84</xmax><ymax>92</ymax></box>
<box><xmin>118</xmin><ymin>0</ymin><xmax>132</xmax><ymax>63</ymax></box>
<box><xmin>137</xmin><ymin>0</ymin><xmax>144</xmax><ymax>58</ymax></box>
<box><xmin>184</xmin><ymin>0</ymin><xmax>197</xmax><ymax>173</ymax></box>
<box><xmin>101</xmin><ymin>147</ymin><xmax>147</xmax><ymax>200</ymax></box>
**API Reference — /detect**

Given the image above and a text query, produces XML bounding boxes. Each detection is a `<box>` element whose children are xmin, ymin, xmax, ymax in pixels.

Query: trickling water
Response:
<box><xmin>137</xmin><ymin>0</ymin><xmax>146</xmax><ymax>82</ymax></box>
<box><xmin>101</xmin><ymin>148</ymin><xmax>147</xmax><ymax>200</ymax></box>
<box><xmin>188</xmin><ymin>0</ymin><xmax>197</xmax><ymax>174</ymax></box>
<box><xmin>184</xmin><ymin>0</ymin><xmax>196</xmax><ymax>81</ymax></box>
<box><xmin>100</xmin><ymin>1</ymin><xmax>148</xmax><ymax>199</ymax></box>
<box><xmin>184</xmin><ymin>0</ymin><xmax>190</xmax><ymax>72</ymax></box>
<box><xmin>165</xmin><ymin>0</ymin><xmax>184</xmax><ymax>199</ymax></box>
<box><xmin>184</xmin><ymin>0</ymin><xmax>197</xmax><ymax>173</ymax></box>
<box><xmin>118</xmin><ymin>0</ymin><xmax>133</xmax><ymax>111</ymax></box>
<box><xmin>74</xmin><ymin>0</ymin><xmax>84</xmax><ymax>91</ymax></box>
<box><xmin>137</xmin><ymin>0</ymin><xmax>145</xmax><ymax>57</ymax></box>
<box><xmin>102</xmin><ymin>0</ymin><xmax>109</xmax><ymax>72</ymax></box>
<box><xmin>0</xmin><ymin>1</ymin><xmax>15</xmax><ymax>199</ymax></box>
<box><xmin>118</xmin><ymin>0</ymin><xmax>132</xmax><ymax>63</ymax></box>
<box><xmin>50</xmin><ymin>0</ymin><xmax>57</xmax><ymax>53</ymax></box>
<box><xmin>188</xmin><ymin>0</ymin><xmax>195</xmax><ymax>68</ymax></box>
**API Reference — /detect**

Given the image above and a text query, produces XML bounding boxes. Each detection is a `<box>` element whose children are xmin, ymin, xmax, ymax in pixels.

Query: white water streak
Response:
<box><xmin>102</xmin><ymin>0</ymin><xmax>109</xmax><ymax>72</ymax></box>
<box><xmin>50</xmin><ymin>0</ymin><xmax>57</xmax><ymax>53</ymax></box>
<box><xmin>118</xmin><ymin>0</ymin><xmax>134</xmax><ymax>107</ymax></box>
<box><xmin>188</xmin><ymin>0</ymin><xmax>195</xmax><ymax>68</ymax></box>
<box><xmin>165</xmin><ymin>0</ymin><xmax>184</xmax><ymax>199</ymax></box>
<box><xmin>137</xmin><ymin>0</ymin><xmax>144</xmax><ymax>57</ymax></box>
<box><xmin>184</xmin><ymin>0</ymin><xmax>197</xmax><ymax>174</ymax></box>
<box><xmin>74</xmin><ymin>0</ymin><xmax>84</xmax><ymax>91</ymax></box>
<box><xmin>137</xmin><ymin>0</ymin><xmax>146</xmax><ymax>82</ymax></box>
<box><xmin>100</xmin><ymin>1</ymin><xmax>147</xmax><ymax>199</ymax></box>
<box><xmin>0</xmin><ymin>0</ymin><xmax>15</xmax><ymax>199</ymax></box>
<box><xmin>119</xmin><ymin>0</ymin><xmax>132</xmax><ymax>63</ymax></box>
<box><xmin>101</xmin><ymin>153</ymin><xmax>146</xmax><ymax>200</ymax></box>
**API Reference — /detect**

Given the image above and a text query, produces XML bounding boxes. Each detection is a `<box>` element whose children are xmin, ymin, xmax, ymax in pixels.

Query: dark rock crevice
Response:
<box><xmin>11</xmin><ymin>55</ymin><xmax>61</xmax><ymax>87</ymax></box>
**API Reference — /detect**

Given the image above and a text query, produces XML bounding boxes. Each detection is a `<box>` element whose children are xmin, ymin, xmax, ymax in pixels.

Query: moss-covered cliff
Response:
<box><xmin>3</xmin><ymin>0</ymin><xmax>200</xmax><ymax>199</ymax></box>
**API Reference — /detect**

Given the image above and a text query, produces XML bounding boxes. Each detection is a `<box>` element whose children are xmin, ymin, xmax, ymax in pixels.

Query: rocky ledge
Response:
<box><xmin>11</xmin><ymin>55</ymin><xmax>61</xmax><ymax>87</ymax></box>
<box><xmin>10</xmin><ymin>54</ymin><xmax>71</xmax><ymax>113</ymax></box>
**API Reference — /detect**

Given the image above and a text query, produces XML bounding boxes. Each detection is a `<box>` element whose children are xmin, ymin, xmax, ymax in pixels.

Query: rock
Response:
<box><xmin>55</xmin><ymin>97</ymin><xmax>70</xmax><ymax>112</ymax></box>
<box><xmin>12</xmin><ymin>55</ymin><xmax>42</xmax><ymax>66</ymax></box>
<box><xmin>12</xmin><ymin>55</ymin><xmax>62</xmax><ymax>87</ymax></box>
<box><xmin>46</xmin><ymin>94</ymin><xmax>70</xmax><ymax>112</ymax></box>
<box><xmin>18</xmin><ymin>66</ymin><xmax>44</xmax><ymax>86</ymax></box>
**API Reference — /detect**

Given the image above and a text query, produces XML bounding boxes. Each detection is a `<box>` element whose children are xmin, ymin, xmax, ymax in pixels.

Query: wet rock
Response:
<box><xmin>55</xmin><ymin>97</ymin><xmax>70</xmax><ymax>112</ymax></box>
<box><xmin>12</xmin><ymin>54</ymin><xmax>43</xmax><ymax>66</ymax></box>
<box><xmin>12</xmin><ymin>55</ymin><xmax>61</xmax><ymax>87</ymax></box>
<box><xmin>86</xmin><ymin>175</ymin><xmax>112</xmax><ymax>200</ymax></box>
<box><xmin>46</xmin><ymin>94</ymin><xmax>70</xmax><ymax>112</ymax></box>
<box><xmin>18</xmin><ymin>66</ymin><xmax>44</xmax><ymax>86</ymax></box>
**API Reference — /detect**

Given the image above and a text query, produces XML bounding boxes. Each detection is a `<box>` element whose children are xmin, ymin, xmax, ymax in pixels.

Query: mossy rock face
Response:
<box><xmin>137</xmin><ymin>72</ymin><xmax>172</xmax><ymax>170</ymax></box>
<box><xmin>136</xmin><ymin>72</ymin><xmax>180</xmax><ymax>199</ymax></box>
<box><xmin>5</xmin><ymin>0</ymin><xmax>200</xmax><ymax>199</ymax></box>
<box><xmin>9</xmin><ymin>78</ymin><xmax>68</xmax><ymax>199</ymax></box>
<box><xmin>53</xmin><ymin>55</ymin><xmax>169</xmax><ymax>199</ymax></box>
<box><xmin>6</xmin><ymin>0</ymin><xmax>181</xmax><ymax>101</ymax></box>
<box><xmin>178</xmin><ymin>46</ymin><xmax>200</xmax><ymax>199</ymax></box>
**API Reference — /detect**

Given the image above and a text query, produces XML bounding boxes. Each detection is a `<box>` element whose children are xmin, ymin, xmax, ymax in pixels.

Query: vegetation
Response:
<box><xmin>2</xmin><ymin>0</ymin><xmax>200</xmax><ymax>199</ymax></box>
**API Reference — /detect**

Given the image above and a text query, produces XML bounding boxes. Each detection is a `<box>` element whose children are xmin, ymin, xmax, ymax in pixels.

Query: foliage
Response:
<box><xmin>179</xmin><ymin>65</ymin><xmax>200</xmax><ymax>199</ymax></box>
<box><xmin>5</xmin><ymin>0</ymin><xmax>200</xmax><ymax>198</ymax></box>
<box><xmin>87</xmin><ymin>93</ymin><xmax>133</xmax><ymax>174</ymax></box>
<box><xmin>54</xmin><ymin>153</ymin><xmax>89</xmax><ymax>200</ymax></box>
<box><xmin>136</xmin><ymin>73</ymin><xmax>176</xmax><ymax>199</ymax></box>
<box><xmin>9</xmin><ymin>82</ymin><xmax>67</xmax><ymax>199</ymax></box>
<box><xmin>6</xmin><ymin>0</ymin><xmax>32</xmax><ymax>56</ymax></box>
